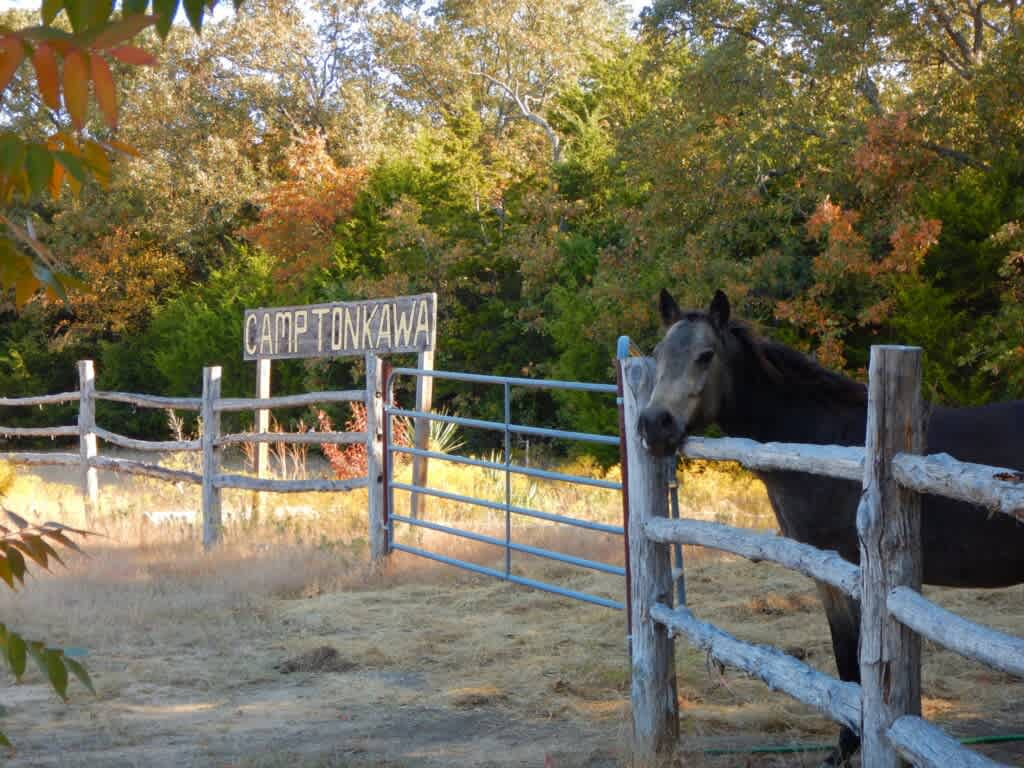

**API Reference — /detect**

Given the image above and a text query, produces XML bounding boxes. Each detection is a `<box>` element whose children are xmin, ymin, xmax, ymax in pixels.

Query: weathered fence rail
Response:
<box><xmin>213</xmin><ymin>474</ymin><xmax>368</xmax><ymax>493</ymax></box>
<box><xmin>0</xmin><ymin>451</ymin><xmax>79</xmax><ymax>467</ymax></box>
<box><xmin>90</xmin><ymin>455</ymin><xmax>203</xmax><ymax>485</ymax></box>
<box><xmin>93</xmin><ymin>426</ymin><xmax>202</xmax><ymax>453</ymax></box>
<box><xmin>889</xmin><ymin>715</ymin><xmax>1009</xmax><ymax>768</ymax></box>
<box><xmin>214</xmin><ymin>390</ymin><xmax>364</xmax><ymax>412</ymax></box>
<box><xmin>95</xmin><ymin>391</ymin><xmax>201</xmax><ymax>411</ymax></box>
<box><xmin>886</xmin><ymin>586</ymin><xmax>1024</xmax><ymax>678</ymax></box>
<box><xmin>892</xmin><ymin>452</ymin><xmax>1024</xmax><ymax>523</ymax></box>
<box><xmin>621</xmin><ymin>341</ymin><xmax>1023</xmax><ymax>768</ymax></box>
<box><xmin>0</xmin><ymin>358</ymin><xmax>382</xmax><ymax>550</ymax></box>
<box><xmin>0</xmin><ymin>425</ymin><xmax>80</xmax><ymax>438</ymax></box>
<box><xmin>644</xmin><ymin>517</ymin><xmax>861</xmax><ymax>597</ymax></box>
<box><xmin>681</xmin><ymin>436</ymin><xmax>866</xmax><ymax>481</ymax></box>
<box><xmin>215</xmin><ymin>431</ymin><xmax>362</xmax><ymax>446</ymax></box>
<box><xmin>650</xmin><ymin>601</ymin><xmax>863</xmax><ymax>730</ymax></box>
<box><xmin>0</xmin><ymin>392</ymin><xmax>79</xmax><ymax>406</ymax></box>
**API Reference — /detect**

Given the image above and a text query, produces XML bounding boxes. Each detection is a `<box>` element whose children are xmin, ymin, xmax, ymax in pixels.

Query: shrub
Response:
<box><xmin>0</xmin><ymin>502</ymin><xmax>94</xmax><ymax>750</ymax></box>
<box><xmin>318</xmin><ymin>405</ymin><xmax>412</xmax><ymax>480</ymax></box>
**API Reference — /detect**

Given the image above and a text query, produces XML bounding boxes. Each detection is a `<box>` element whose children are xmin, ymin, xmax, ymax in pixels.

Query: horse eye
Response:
<box><xmin>696</xmin><ymin>350</ymin><xmax>714</xmax><ymax>366</ymax></box>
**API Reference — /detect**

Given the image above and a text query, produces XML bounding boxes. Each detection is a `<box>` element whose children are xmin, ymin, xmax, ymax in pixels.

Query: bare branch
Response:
<box><xmin>927</xmin><ymin>1</ymin><xmax>976</xmax><ymax>67</ymax></box>
<box><xmin>471</xmin><ymin>70</ymin><xmax>561</xmax><ymax>164</ymax></box>
<box><xmin>710</xmin><ymin>20</ymin><xmax>769</xmax><ymax>48</ymax></box>
<box><xmin>0</xmin><ymin>213</ymin><xmax>59</xmax><ymax>271</ymax></box>
<box><xmin>856</xmin><ymin>71</ymin><xmax>883</xmax><ymax>115</ymax></box>
<box><xmin>920</xmin><ymin>140</ymin><xmax>987</xmax><ymax>168</ymax></box>
<box><xmin>971</xmin><ymin>0</ymin><xmax>990</xmax><ymax>57</ymax></box>
<box><xmin>932</xmin><ymin>44</ymin><xmax>974</xmax><ymax>79</ymax></box>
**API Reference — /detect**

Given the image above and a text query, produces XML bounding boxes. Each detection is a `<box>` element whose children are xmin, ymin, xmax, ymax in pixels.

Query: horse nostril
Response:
<box><xmin>639</xmin><ymin>410</ymin><xmax>660</xmax><ymax>438</ymax></box>
<box><xmin>638</xmin><ymin>407</ymin><xmax>682</xmax><ymax>456</ymax></box>
<box><xmin>639</xmin><ymin>408</ymin><xmax>677</xmax><ymax>442</ymax></box>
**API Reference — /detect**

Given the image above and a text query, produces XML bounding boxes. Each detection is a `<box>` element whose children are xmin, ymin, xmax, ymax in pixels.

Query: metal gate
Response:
<box><xmin>382</xmin><ymin>366</ymin><xmax>626</xmax><ymax>610</ymax></box>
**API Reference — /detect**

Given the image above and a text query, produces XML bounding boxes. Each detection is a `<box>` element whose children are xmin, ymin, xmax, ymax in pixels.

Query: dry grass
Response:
<box><xmin>0</xmin><ymin>457</ymin><xmax>1021</xmax><ymax>767</ymax></box>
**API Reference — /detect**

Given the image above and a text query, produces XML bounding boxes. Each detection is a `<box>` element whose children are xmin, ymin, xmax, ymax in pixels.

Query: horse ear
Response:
<box><xmin>709</xmin><ymin>290</ymin><xmax>730</xmax><ymax>329</ymax></box>
<box><xmin>658</xmin><ymin>288</ymin><xmax>682</xmax><ymax>328</ymax></box>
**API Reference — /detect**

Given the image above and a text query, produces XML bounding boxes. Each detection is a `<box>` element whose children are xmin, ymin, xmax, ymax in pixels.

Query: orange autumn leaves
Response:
<box><xmin>244</xmin><ymin>130</ymin><xmax>365</xmax><ymax>282</ymax></box>
<box><xmin>766</xmin><ymin>111</ymin><xmax>947</xmax><ymax>370</ymax></box>
<box><xmin>0</xmin><ymin>16</ymin><xmax>156</xmax><ymax>131</ymax></box>
<box><xmin>0</xmin><ymin>16</ymin><xmax>152</xmax><ymax>205</ymax></box>
<box><xmin>68</xmin><ymin>227</ymin><xmax>185</xmax><ymax>337</ymax></box>
<box><xmin>776</xmin><ymin>197</ymin><xmax>942</xmax><ymax>369</ymax></box>
<box><xmin>0</xmin><ymin>10</ymin><xmax>158</xmax><ymax>307</ymax></box>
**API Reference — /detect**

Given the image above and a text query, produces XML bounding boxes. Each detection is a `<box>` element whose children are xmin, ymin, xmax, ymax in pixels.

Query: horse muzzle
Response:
<box><xmin>638</xmin><ymin>405</ymin><xmax>685</xmax><ymax>458</ymax></box>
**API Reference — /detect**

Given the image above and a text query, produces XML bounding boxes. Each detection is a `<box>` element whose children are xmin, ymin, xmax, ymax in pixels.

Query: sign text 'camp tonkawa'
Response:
<box><xmin>243</xmin><ymin>293</ymin><xmax>436</xmax><ymax>361</ymax></box>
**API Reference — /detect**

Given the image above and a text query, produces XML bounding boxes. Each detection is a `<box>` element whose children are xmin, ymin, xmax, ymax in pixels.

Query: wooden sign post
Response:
<box><xmin>243</xmin><ymin>293</ymin><xmax>437</xmax><ymax>522</ymax></box>
<box><xmin>255</xmin><ymin>357</ymin><xmax>271</xmax><ymax>516</ymax></box>
<box><xmin>411</xmin><ymin>347</ymin><xmax>433</xmax><ymax>519</ymax></box>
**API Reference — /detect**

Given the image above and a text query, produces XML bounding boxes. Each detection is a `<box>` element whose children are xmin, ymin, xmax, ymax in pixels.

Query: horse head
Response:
<box><xmin>638</xmin><ymin>289</ymin><xmax>733</xmax><ymax>457</ymax></box>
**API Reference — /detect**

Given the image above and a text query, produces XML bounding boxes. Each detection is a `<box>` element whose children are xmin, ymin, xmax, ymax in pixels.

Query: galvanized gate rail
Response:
<box><xmin>383</xmin><ymin>367</ymin><xmax>626</xmax><ymax>610</ymax></box>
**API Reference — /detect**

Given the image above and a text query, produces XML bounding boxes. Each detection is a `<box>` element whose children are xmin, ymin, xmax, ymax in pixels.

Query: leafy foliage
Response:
<box><xmin>243</xmin><ymin>129</ymin><xmax>365</xmax><ymax>282</ymax></box>
<box><xmin>2</xmin><ymin>0</ymin><xmax>1024</xmax><ymax>451</ymax></box>
<box><xmin>0</xmin><ymin>0</ymin><xmax>232</xmax><ymax>305</ymax></box>
<box><xmin>142</xmin><ymin>246</ymin><xmax>306</xmax><ymax>400</ymax></box>
<box><xmin>318</xmin><ymin>405</ymin><xmax>410</xmax><ymax>481</ymax></box>
<box><xmin>0</xmin><ymin>506</ymin><xmax>93</xmax><ymax>751</ymax></box>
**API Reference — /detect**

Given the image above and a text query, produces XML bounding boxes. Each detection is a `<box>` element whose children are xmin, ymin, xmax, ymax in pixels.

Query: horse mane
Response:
<box><xmin>727</xmin><ymin>322</ymin><xmax>867</xmax><ymax>406</ymax></box>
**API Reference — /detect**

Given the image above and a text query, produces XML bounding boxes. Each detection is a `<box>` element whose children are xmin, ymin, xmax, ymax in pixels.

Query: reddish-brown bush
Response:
<box><xmin>318</xmin><ymin>405</ymin><xmax>411</xmax><ymax>480</ymax></box>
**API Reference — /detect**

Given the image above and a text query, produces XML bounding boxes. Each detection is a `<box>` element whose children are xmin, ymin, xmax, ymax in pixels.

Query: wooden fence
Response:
<box><xmin>621</xmin><ymin>345</ymin><xmax>1024</xmax><ymax>768</ymax></box>
<box><xmin>0</xmin><ymin>356</ymin><xmax>387</xmax><ymax>553</ymax></box>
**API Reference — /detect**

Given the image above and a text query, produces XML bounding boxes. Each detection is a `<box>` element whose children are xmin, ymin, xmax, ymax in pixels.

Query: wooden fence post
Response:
<box><xmin>366</xmin><ymin>352</ymin><xmax>386</xmax><ymax>564</ymax></box>
<box><xmin>621</xmin><ymin>356</ymin><xmax>679</xmax><ymax>764</ymax></box>
<box><xmin>410</xmin><ymin>348</ymin><xmax>434</xmax><ymax>519</ymax></box>
<box><xmin>254</xmin><ymin>357</ymin><xmax>271</xmax><ymax>516</ymax></box>
<box><xmin>77</xmin><ymin>360</ymin><xmax>98</xmax><ymax>519</ymax></box>
<box><xmin>201</xmin><ymin>366</ymin><xmax>223</xmax><ymax>550</ymax></box>
<box><xmin>859</xmin><ymin>345</ymin><xmax>924</xmax><ymax>767</ymax></box>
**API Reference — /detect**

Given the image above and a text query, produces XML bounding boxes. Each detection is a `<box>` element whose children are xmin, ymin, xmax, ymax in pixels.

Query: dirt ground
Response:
<box><xmin>1</xmin><ymin>469</ymin><xmax>1023</xmax><ymax>767</ymax></box>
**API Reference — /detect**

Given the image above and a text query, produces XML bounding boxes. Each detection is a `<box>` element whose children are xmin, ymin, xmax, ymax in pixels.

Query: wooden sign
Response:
<box><xmin>243</xmin><ymin>293</ymin><xmax>436</xmax><ymax>361</ymax></box>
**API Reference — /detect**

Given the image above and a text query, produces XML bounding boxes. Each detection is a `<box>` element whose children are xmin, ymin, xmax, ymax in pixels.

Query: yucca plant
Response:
<box><xmin>395</xmin><ymin>408</ymin><xmax>466</xmax><ymax>455</ymax></box>
<box><xmin>425</xmin><ymin>410</ymin><xmax>465</xmax><ymax>455</ymax></box>
<box><xmin>0</xmin><ymin>506</ymin><xmax>95</xmax><ymax>751</ymax></box>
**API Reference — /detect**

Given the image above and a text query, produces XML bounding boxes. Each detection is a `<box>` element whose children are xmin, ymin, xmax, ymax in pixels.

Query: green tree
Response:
<box><xmin>557</xmin><ymin>0</ymin><xmax>1024</xmax><ymax>389</ymax></box>
<box><xmin>0</xmin><ymin>0</ymin><xmax>235</xmax><ymax>303</ymax></box>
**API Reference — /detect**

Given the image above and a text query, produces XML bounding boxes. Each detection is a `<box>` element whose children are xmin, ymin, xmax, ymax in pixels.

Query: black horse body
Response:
<box><xmin>720</xmin><ymin>334</ymin><xmax>1024</xmax><ymax>588</ymax></box>
<box><xmin>640</xmin><ymin>291</ymin><xmax>1024</xmax><ymax>765</ymax></box>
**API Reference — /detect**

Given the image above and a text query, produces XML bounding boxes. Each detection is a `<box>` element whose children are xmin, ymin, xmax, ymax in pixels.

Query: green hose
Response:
<box><xmin>703</xmin><ymin>743</ymin><xmax>832</xmax><ymax>756</ymax></box>
<box><xmin>703</xmin><ymin>734</ymin><xmax>1024</xmax><ymax>756</ymax></box>
<box><xmin>960</xmin><ymin>734</ymin><xmax>1024</xmax><ymax>746</ymax></box>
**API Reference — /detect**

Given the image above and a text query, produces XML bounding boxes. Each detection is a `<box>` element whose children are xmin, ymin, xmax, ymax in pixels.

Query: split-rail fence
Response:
<box><xmin>621</xmin><ymin>343</ymin><xmax>1024</xmax><ymax>768</ymax></box>
<box><xmin>0</xmin><ymin>356</ymin><xmax>387</xmax><ymax>552</ymax></box>
<box><xmin>5</xmin><ymin>347</ymin><xmax>1022</xmax><ymax>766</ymax></box>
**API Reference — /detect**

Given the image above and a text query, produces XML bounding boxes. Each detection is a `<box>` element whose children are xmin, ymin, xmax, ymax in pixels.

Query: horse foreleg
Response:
<box><xmin>817</xmin><ymin>583</ymin><xmax>861</xmax><ymax>767</ymax></box>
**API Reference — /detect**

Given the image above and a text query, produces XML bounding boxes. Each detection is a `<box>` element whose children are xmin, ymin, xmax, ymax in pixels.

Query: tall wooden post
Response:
<box><xmin>255</xmin><ymin>358</ymin><xmax>271</xmax><ymax>477</ymax></box>
<box><xmin>858</xmin><ymin>346</ymin><xmax>924</xmax><ymax>767</ymax></box>
<box><xmin>410</xmin><ymin>348</ymin><xmax>434</xmax><ymax>519</ymax></box>
<box><xmin>201</xmin><ymin>366</ymin><xmax>223</xmax><ymax>550</ymax></box>
<box><xmin>365</xmin><ymin>352</ymin><xmax>386</xmax><ymax>563</ymax></box>
<box><xmin>621</xmin><ymin>356</ymin><xmax>679</xmax><ymax>764</ymax></box>
<box><xmin>254</xmin><ymin>357</ymin><xmax>271</xmax><ymax>517</ymax></box>
<box><xmin>77</xmin><ymin>360</ymin><xmax>98</xmax><ymax>519</ymax></box>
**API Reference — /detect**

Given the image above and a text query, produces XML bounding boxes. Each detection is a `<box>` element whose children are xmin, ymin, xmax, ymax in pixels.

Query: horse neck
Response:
<box><xmin>717</xmin><ymin>347</ymin><xmax>867</xmax><ymax>448</ymax></box>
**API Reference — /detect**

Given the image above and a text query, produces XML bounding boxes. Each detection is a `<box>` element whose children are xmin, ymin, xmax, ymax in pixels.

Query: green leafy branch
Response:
<box><xmin>0</xmin><ymin>509</ymin><xmax>94</xmax><ymax>752</ymax></box>
<box><xmin>0</xmin><ymin>0</ymin><xmax>241</xmax><ymax>307</ymax></box>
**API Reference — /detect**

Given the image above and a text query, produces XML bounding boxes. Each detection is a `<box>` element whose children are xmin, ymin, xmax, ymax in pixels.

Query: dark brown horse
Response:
<box><xmin>638</xmin><ymin>288</ymin><xmax>1024</xmax><ymax>766</ymax></box>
